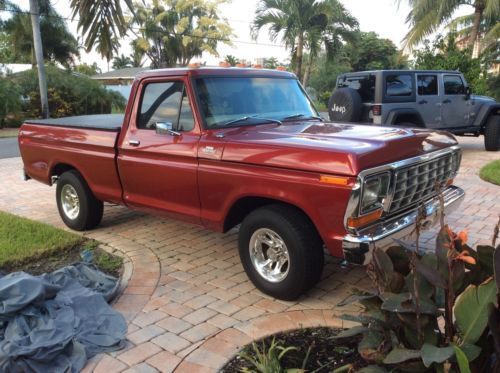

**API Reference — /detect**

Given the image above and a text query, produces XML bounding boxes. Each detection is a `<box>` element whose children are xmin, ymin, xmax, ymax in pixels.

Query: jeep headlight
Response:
<box><xmin>360</xmin><ymin>172</ymin><xmax>390</xmax><ymax>214</ymax></box>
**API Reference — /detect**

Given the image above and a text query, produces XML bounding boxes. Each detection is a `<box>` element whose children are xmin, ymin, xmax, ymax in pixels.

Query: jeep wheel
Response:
<box><xmin>56</xmin><ymin>170</ymin><xmax>103</xmax><ymax>231</ymax></box>
<box><xmin>328</xmin><ymin>88</ymin><xmax>362</xmax><ymax>122</ymax></box>
<box><xmin>238</xmin><ymin>204</ymin><xmax>324</xmax><ymax>300</ymax></box>
<box><xmin>484</xmin><ymin>115</ymin><xmax>500</xmax><ymax>151</ymax></box>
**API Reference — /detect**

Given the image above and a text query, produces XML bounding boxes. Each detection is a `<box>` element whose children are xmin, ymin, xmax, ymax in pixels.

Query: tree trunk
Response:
<box><xmin>29</xmin><ymin>0</ymin><xmax>49</xmax><ymax>118</ymax></box>
<box><xmin>302</xmin><ymin>53</ymin><xmax>314</xmax><ymax>87</ymax></box>
<box><xmin>469</xmin><ymin>0</ymin><xmax>484</xmax><ymax>56</ymax></box>
<box><xmin>295</xmin><ymin>33</ymin><xmax>304</xmax><ymax>81</ymax></box>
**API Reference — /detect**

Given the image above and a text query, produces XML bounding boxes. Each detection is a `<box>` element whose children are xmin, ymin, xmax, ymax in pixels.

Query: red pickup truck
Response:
<box><xmin>19</xmin><ymin>68</ymin><xmax>464</xmax><ymax>300</ymax></box>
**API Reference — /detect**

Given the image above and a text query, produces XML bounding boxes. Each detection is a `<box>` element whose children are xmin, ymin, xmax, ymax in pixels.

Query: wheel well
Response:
<box><xmin>393</xmin><ymin>113</ymin><xmax>424</xmax><ymax>127</ymax></box>
<box><xmin>223</xmin><ymin>197</ymin><xmax>318</xmax><ymax>235</ymax></box>
<box><xmin>51</xmin><ymin>163</ymin><xmax>76</xmax><ymax>179</ymax></box>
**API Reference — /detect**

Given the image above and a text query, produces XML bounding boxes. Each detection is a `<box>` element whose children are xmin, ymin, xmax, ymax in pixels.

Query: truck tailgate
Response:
<box><xmin>19</xmin><ymin>120</ymin><xmax>123</xmax><ymax>204</ymax></box>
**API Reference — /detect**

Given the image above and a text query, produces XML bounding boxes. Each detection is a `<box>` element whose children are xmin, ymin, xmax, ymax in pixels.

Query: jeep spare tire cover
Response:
<box><xmin>328</xmin><ymin>88</ymin><xmax>362</xmax><ymax>122</ymax></box>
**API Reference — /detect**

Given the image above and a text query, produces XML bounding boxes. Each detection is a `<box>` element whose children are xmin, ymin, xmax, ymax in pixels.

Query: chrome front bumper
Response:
<box><xmin>342</xmin><ymin>185</ymin><xmax>465</xmax><ymax>265</ymax></box>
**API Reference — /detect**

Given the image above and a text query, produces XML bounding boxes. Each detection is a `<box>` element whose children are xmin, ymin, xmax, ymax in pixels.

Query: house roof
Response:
<box><xmin>92</xmin><ymin>67</ymin><xmax>149</xmax><ymax>80</ymax></box>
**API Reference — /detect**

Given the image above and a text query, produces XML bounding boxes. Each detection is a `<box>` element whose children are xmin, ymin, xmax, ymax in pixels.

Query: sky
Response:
<box><xmin>8</xmin><ymin>0</ymin><xmax>472</xmax><ymax>71</ymax></box>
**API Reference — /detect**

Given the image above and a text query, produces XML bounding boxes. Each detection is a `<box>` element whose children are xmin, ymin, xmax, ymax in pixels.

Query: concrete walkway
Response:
<box><xmin>0</xmin><ymin>136</ymin><xmax>498</xmax><ymax>372</ymax></box>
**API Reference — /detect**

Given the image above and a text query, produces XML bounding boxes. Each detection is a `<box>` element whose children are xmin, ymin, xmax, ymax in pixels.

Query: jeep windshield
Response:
<box><xmin>195</xmin><ymin>77</ymin><xmax>319</xmax><ymax>128</ymax></box>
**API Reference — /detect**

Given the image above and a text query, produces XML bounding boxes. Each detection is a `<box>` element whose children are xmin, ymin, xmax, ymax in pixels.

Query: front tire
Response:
<box><xmin>484</xmin><ymin>115</ymin><xmax>500</xmax><ymax>151</ymax></box>
<box><xmin>238</xmin><ymin>204</ymin><xmax>324</xmax><ymax>300</ymax></box>
<box><xmin>56</xmin><ymin>170</ymin><xmax>103</xmax><ymax>231</ymax></box>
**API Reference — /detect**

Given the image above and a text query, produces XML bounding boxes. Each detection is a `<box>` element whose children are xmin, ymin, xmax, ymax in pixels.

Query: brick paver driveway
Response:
<box><xmin>0</xmin><ymin>137</ymin><xmax>498</xmax><ymax>372</ymax></box>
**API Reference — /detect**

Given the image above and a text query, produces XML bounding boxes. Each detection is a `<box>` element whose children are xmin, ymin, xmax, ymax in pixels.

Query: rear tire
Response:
<box><xmin>328</xmin><ymin>88</ymin><xmax>362</xmax><ymax>122</ymax></box>
<box><xmin>56</xmin><ymin>170</ymin><xmax>103</xmax><ymax>231</ymax></box>
<box><xmin>484</xmin><ymin>115</ymin><xmax>500</xmax><ymax>151</ymax></box>
<box><xmin>238</xmin><ymin>204</ymin><xmax>324</xmax><ymax>300</ymax></box>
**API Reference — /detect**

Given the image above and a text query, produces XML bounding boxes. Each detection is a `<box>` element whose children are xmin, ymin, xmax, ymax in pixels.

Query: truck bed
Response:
<box><xmin>25</xmin><ymin>114</ymin><xmax>124</xmax><ymax>131</ymax></box>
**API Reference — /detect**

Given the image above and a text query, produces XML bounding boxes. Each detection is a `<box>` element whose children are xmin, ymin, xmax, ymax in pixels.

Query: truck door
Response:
<box><xmin>441</xmin><ymin>74</ymin><xmax>471</xmax><ymax>128</ymax></box>
<box><xmin>117</xmin><ymin>76</ymin><xmax>202</xmax><ymax>224</ymax></box>
<box><xmin>416</xmin><ymin>74</ymin><xmax>441</xmax><ymax>128</ymax></box>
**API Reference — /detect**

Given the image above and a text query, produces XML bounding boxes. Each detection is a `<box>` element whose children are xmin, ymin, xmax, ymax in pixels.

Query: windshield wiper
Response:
<box><xmin>282</xmin><ymin>113</ymin><xmax>324</xmax><ymax>122</ymax></box>
<box><xmin>221</xmin><ymin>115</ymin><xmax>283</xmax><ymax>127</ymax></box>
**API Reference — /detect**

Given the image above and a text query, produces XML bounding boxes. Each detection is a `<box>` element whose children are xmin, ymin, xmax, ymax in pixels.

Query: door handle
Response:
<box><xmin>418</xmin><ymin>100</ymin><xmax>427</xmax><ymax>104</ymax></box>
<box><xmin>129</xmin><ymin>139</ymin><xmax>140</xmax><ymax>146</ymax></box>
<box><xmin>442</xmin><ymin>99</ymin><xmax>451</xmax><ymax>104</ymax></box>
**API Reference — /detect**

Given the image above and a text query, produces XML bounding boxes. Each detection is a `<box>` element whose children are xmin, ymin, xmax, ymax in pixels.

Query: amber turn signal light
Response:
<box><xmin>347</xmin><ymin>209</ymin><xmax>383</xmax><ymax>229</ymax></box>
<box><xmin>319</xmin><ymin>175</ymin><xmax>353</xmax><ymax>186</ymax></box>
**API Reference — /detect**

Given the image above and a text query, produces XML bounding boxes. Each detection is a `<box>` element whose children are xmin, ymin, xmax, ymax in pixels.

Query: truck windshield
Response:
<box><xmin>195</xmin><ymin>77</ymin><xmax>318</xmax><ymax>128</ymax></box>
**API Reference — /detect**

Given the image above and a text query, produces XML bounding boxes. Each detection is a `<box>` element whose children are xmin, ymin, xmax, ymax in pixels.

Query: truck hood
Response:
<box><xmin>219</xmin><ymin>121</ymin><xmax>458</xmax><ymax>176</ymax></box>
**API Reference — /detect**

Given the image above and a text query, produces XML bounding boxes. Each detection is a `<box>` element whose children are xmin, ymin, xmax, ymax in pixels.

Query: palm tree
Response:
<box><xmin>447</xmin><ymin>12</ymin><xmax>499</xmax><ymax>56</ymax></box>
<box><xmin>400</xmin><ymin>0</ymin><xmax>500</xmax><ymax>53</ymax></box>
<box><xmin>69</xmin><ymin>0</ymin><xmax>134</xmax><ymax>62</ymax></box>
<box><xmin>112</xmin><ymin>54</ymin><xmax>133</xmax><ymax>70</ymax></box>
<box><xmin>224</xmin><ymin>55</ymin><xmax>239</xmax><ymax>66</ymax></box>
<box><xmin>252</xmin><ymin>0</ymin><xmax>357</xmax><ymax>82</ymax></box>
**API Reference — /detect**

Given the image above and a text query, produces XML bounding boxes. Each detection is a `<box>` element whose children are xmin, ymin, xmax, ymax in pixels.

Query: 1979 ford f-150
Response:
<box><xmin>19</xmin><ymin>67</ymin><xmax>465</xmax><ymax>300</ymax></box>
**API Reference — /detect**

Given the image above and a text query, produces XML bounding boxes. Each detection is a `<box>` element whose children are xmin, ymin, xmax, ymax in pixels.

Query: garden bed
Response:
<box><xmin>221</xmin><ymin>327</ymin><xmax>363</xmax><ymax>372</ymax></box>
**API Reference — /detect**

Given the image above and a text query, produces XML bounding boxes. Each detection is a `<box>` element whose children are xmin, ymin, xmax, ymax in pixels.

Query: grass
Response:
<box><xmin>0</xmin><ymin>211</ymin><xmax>122</xmax><ymax>277</ymax></box>
<box><xmin>479</xmin><ymin>160</ymin><xmax>500</xmax><ymax>186</ymax></box>
<box><xmin>0</xmin><ymin>128</ymin><xmax>19</xmax><ymax>138</ymax></box>
<box><xmin>0</xmin><ymin>211</ymin><xmax>82</xmax><ymax>267</ymax></box>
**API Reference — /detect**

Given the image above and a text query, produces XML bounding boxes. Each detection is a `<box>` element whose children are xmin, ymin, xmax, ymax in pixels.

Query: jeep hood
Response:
<box><xmin>219</xmin><ymin>122</ymin><xmax>458</xmax><ymax>176</ymax></box>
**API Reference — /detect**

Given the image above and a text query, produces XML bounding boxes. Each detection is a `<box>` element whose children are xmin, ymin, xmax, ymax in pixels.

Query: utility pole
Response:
<box><xmin>29</xmin><ymin>0</ymin><xmax>49</xmax><ymax>118</ymax></box>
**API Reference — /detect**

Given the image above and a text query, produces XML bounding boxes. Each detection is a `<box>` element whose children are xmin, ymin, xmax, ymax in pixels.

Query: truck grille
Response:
<box><xmin>389</xmin><ymin>153</ymin><xmax>456</xmax><ymax>213</ymax></box>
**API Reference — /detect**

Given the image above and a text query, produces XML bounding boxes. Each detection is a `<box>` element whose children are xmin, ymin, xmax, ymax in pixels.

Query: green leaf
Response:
<box><xmin>383</xmin><ymin>348</ymin><xmax>421</xmax><ymax>364</ymax></box>
<box><xmin>494</xmin><ymin>246</ymin><xmax>500</xmax><ymax>292</ymax></box>
<box><xmin>453</xmin><ymin>345</ymin><xmax>471</xmax><ymax>373</ymax></box>
<box><xmin>333</xmin><ymin>326</ymin><xmax>368</xmax><ymax>339</ymax></box>
<box><xmin>420</xmin><ymin>344</ymin><xmax>455</xmax><ymax>368</ymax></box>
<box><xmin>458</xmin><ymin>343</ymin><xmax>481</xmax><ymax>362</ymax></box>
<box><xmin>414</xmin><ymin>254</ymin><xmax>447</xmax><ymax>288</ymax></box>
<box><xmin>373</xmin><ymin>247</ymin><xmax>394</xmax><ymax>288</ymax></box>
<box><xmin>337</xmin><ymin>293</ymin><xmax>378</xmax><ymax>307</ymax></box>
<box><xmin>358</xmin><ymin>329</ymin><xmax>385</xmax><ymax>363</ymax></box>
<box><xmin>386</xmin><ymin>245</ymin><xmax>411</xmax><ymax>274</ymax></box>
<box><xmin>454</xmin><ymin>279</ymin><xmax>498</xmax><ymax>344</ymax></box>
<box><xmin>357</xmin><ymin>366</ymin><xmax>388</xmax><ymax>373</ymax></box>
<box><xmin>382</xmin><ymin>293</ymin><xmax>437</xmax><ymax>315</ymax></box>
<box><xmin>477</xmin><ymin>245</ymin><xmax>495</xmax><ymax>276</ymax></box>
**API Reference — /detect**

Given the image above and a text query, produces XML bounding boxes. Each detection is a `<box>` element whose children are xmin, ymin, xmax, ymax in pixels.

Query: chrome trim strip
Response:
<box><xmin>342</xmin><ymin>185</ymin><xmax>465</xmax><ymax>265</ymax></box>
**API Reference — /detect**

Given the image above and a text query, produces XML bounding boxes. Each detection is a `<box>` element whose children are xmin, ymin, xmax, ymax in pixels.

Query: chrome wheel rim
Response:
<box><xmin>61</xmin><ymin>185</ymin><xmax>80</xmax><ymax>220</ymax></box>
<box><xmin>249</xmin><ymin>228</ymin><xmax>290</xmax><ymax>283</ymax></box>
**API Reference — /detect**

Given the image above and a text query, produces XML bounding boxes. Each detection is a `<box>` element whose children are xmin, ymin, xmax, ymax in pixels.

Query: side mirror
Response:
<box><xmin>465</xmin><ymin>86</ymin><xmax>471</xmax><ymax>100</ymax></box>
<box><xmin>155</xmin><ymin>122</ymin><xmax>180</xmax><ymax>136</ymax></box>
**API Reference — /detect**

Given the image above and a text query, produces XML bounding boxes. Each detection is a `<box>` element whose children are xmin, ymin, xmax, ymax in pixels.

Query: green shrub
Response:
<box><xmin>12</xmin><ymin>66</ymin><xmax>126</xmax><ymax>118</ymax></box>
<box><xmin>0</xmin><ymin>77</ymin><xmax>22</xmax><ymax>128</ymax></box>
<box><xmin>335</xmin><ymin>215</ymin><xmax>500</xmax><ymax>372</ymax></box>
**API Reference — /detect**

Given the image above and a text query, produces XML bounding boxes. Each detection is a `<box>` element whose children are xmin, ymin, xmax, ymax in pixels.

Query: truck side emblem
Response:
<box><xmin>203</xmin><ymin>146</ymin><xmax>216</xmax><ymax>154</ymax></box>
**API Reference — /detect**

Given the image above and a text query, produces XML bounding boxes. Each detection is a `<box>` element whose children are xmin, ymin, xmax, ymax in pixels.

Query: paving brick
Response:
<box><xmin>118</xmin><ymin>342</ymin><xmax>163</xmax><ymax>366</ymax></box>
<box><xmin>185</xmin><ymin>347</ymin><xmax>227</xmax><ymax>369</ymax></box>
<box><xmin>160</xmin><ymin>302</ymin><xmax>194</xmax><ymax>318</ymax></box>
<box><xmin>180</xmin><ymin>322</ymin><xmax>219</xmax><ymax>343</ymax></box>
<box><xmin>174</xmin><ymin>361</ymin><xmax>213</xmax><ymax>373</ymax></box>
<box><xmin>123</xmin><ymin>362</ymin><xmax>159</xmax><ymax>373</ymax></box>
<box><xmin>183</xmin><ymin>308</ymin><xmax>218</xmax><ymax>325</ymax></box>
<box><xmin>202</xmin><ymin>337</ymin><xmax>240</xmax><ymax>358</ymax></box>
<box><xmin>207</xmin><ymin>299</ymin><xmax>240</xmax><ymax>316</ymax></box>
<box><xmin>133</xmin><ymin>310</ymin><xmax>168</xmax><ymax>327</ymax></box>
<box><xmin>231</xmin><ymin>306</ymin><xmax>266</xmax><ymax>321</ymax></box>
<box><xmin>146</xmin><ymin>351</ymin><xmax>181</xmax><ymax>373</ymax></box>
<box><xmin>207</xmin><ymin>314</ymin><xmax>238</xmax><ymax>329</ymax></box>
<box><xmin>184</xmin><ymin>294</ymin><xmax>217</xmax><ymax>309</ymax></box>
<box><xmin>156</xmin><ymin>316</ymin><xmax>192</xmax><ymax>334</ymax></box>
<box><xmin>127</xmin><ymin>324</ymin><xmax>165</xmax><ymax>344</ymax></box>
<box><xmin>151</xmin><ymin>332</ymin><xmax>191</xmax><ymax>353</ymax></box>
<box><xmin>94</xmin><ymin>355</ymin><xmax>128</xmax><ymax>373</ymax></box>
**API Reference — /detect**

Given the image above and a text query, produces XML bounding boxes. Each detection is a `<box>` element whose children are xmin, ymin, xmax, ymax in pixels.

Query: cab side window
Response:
<box><xmin>444</xmin><ymin>75</ymin><xmax>465</xmax><ymax>95</ymax></box>
<box><xmin>386</xmin><ymin>74</ymin><xmax>413</xmax><ymax>96</ymax></box>
<box><xmin>417</xmin><ymin>75</ymin><xmax>438</xmax><ymax>95</ymax></box>
<box><xmin>138</xmin><ymin>81</ymin><xmax>195</xmax><ymax>131</ymax></box>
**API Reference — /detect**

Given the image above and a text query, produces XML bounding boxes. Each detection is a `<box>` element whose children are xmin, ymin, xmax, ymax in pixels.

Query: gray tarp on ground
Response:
<box><xmin>0</xmin><ymin>263</ymin><xmax>127</xmax><ymax>372</ymax></box>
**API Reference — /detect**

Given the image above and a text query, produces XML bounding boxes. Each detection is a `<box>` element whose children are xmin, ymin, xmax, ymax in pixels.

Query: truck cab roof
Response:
<box><xmin>136</xmin><ymin>67</ymin><xmax>297</xmax><ymax>80</ymax></box>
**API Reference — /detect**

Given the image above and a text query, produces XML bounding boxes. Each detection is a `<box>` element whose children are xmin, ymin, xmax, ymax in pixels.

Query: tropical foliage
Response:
<box><xmin>10</xmin><ymin>66</ymin><xmax>125</xmax><ymax>118</ymax></box>
<box><xmin>334</xmin><ymin>214</ymin><xmax>500</xmax><ymax>372</ymax></box>
<box><xmin>0</xmin><ymin>2</ymin><xmax>79</xmax><ymax>67</ymax></box>
<box><xmin>74</xmin><ymin>62</ymin><xmax>102</xmax><ymax>76</ymax></box>
<box><xmin>112</xmin><ymin>54</ymin><xmax>133</xmax><ymax>70</ymax></box>
<box><xmin>400</xmin><ymin>0</ymin><xmax>500</xmax><ymax>55</ymax></box>
<box><xmin>0</xmin><ymin>77</ymin><xmax>21</xmax><ymax>128</ymax></box>
<box><xmin>252</xmin><ymin>0</ymin><xmax>358</xmax><ymax>82</ymax></box>
<box><xmin>70</xmin><ymin>0</ymin><xmax>133</xmax><ymax>61</ymax></box>
<box><xmin>131</xmin><ymin>0</ymin><xmax>233</xmax><ymax>68</ymax></box>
